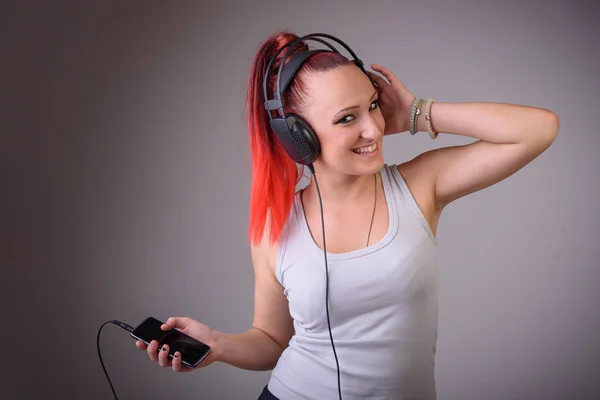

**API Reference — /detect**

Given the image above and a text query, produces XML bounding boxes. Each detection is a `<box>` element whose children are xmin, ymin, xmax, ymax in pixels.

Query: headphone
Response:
<box><xmin>262</xmin><ymin>32</ymin><xmax>372</xmax><ymax>169</ymax></box>
<box><xmin>262</xmin><ymin>33</ymin><xmax>373</xmax><ymax>400</ymax></box>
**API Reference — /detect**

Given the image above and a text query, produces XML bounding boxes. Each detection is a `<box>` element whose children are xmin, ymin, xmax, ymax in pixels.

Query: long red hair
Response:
<box><xmin>245</xmin><ymin>31</ymin><xmax>353</xmax><ymax>246</ymax></box>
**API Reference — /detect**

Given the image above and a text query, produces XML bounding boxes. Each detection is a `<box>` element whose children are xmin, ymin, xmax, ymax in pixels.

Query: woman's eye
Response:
<box><xmin>336</xmin><ymin>100</ymin><xmax>380</xmax><ymax>124</ymax></box>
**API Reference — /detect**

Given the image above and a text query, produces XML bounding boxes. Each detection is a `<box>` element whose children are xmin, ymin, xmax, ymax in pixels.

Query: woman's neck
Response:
<box><xmin>303</xmin><ymin>169</ymin><xmax>377</xmax><ymax>207</ymax></box>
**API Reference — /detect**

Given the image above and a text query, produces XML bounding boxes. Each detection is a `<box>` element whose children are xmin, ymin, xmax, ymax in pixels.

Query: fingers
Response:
<box><xmin>172</xmin><ymin>351</ymin><xmax>185</xmax><ymax>372</ymax></box>
<box><xmin>161</xmin><ymin>318</ymin><xmax>175</xmax><ymax>331</ymax></box>
<box><xmin>162</xmin><ymin>316</ymin><xmax>189</xmax><ymax>331</ymax></box>
<box><xmin>139</xmin><ymin>317</ymin><xmax>196</xmax><ymax>372</ymax></box>
<box><xmin>146</xmin><ymin>340</ymin><xmax>160</xmax><ymax>361</ymax></box>
<box><xmin>370</xmin><ymin>64</ymin><xmax>397</xmax><ymax>84</ymax></box>
<box><xmin>365</xmin><ymin>70</ymin><xmax>389</xmax><ymax>89</ymax></box>
<box><xmin>136</xmin><ymin>340</ymin><xmax>147</xmax><ymax>350</ymax></box>
<box><xmin>158</xmin><ymin>344</ymin><xmax>171</xmax><ymax>367</ymax></box>
<box><xmin>143</xmin><ymin>340</ymin><xmax>185</xmax><ymax>371</ymax></box>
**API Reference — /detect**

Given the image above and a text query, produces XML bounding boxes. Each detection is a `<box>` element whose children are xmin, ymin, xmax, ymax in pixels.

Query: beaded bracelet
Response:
<box><xmin>424</xmin><ymin>98</ymin><xmax>438</xmax><ymax>139</ymax></box>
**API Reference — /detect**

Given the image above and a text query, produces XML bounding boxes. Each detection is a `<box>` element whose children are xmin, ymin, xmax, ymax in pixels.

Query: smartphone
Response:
<box><xmin>130</xmin><ymin>317</ymin><xmax>211</xmax><ymax>368</ymax></box>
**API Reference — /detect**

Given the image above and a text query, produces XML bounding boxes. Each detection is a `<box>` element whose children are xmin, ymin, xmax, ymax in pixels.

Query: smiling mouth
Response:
<box><xmin>351</xmin><ymin>142</ymin><xmax>378</xmax><ymax>154</ymax></box>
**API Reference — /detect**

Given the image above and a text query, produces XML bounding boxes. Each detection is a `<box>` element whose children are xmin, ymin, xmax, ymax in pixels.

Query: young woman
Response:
<box><xmin>135</xmin><ymin>31</ymin><xmax>559</xmax><ymax>400</ymax></box>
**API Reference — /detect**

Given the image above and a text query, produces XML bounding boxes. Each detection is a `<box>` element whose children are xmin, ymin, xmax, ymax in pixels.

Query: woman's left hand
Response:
<box><xmin>366</xmin><ymin>64</ymin><xmax>416</xmax><ymax>135</ymax></box>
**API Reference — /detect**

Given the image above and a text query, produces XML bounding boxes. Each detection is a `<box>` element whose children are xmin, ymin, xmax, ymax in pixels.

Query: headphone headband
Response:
<box><xmin>263</xmin><ymin>33</ymin><xmax>365</xmax><ymax>119</ymax></box>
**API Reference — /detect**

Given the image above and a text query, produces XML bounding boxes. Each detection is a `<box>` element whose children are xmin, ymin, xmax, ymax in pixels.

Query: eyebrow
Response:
<box><xmin>334</xmin><ymin>89</ymin><xmax>379</xmax><ymax>117</ymax></box>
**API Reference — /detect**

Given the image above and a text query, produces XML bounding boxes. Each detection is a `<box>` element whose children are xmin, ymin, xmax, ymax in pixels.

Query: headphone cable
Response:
<box><xmin>96</xmin><ymin>168</ymin><xmax>342</xmax><ymax>400</ymax></box>
<box><xmin>307</xmin><ymin>164</ymin><xmax>343</xmax><ymax>400</ymax></box>
<box><xmin>97</xmin><ymin>320</ymin><xmax>134</xmax><ymax>400</ymax></box>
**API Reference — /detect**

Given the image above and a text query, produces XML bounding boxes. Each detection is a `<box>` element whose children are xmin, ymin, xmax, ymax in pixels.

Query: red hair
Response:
<box><xmin>245</xmin><ymin>31</ymin><xmax>353</xmax><ymax>246</ymax></box>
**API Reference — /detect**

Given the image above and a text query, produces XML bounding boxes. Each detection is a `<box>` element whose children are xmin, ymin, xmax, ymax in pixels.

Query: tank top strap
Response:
<box><xmin>382</xmin><ymin>163</ymin><xmax>437</xmax><ymax>244</ymax></box>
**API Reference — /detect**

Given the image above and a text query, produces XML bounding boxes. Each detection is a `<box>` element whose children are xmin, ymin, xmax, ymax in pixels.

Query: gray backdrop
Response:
<box><xmin>1</xmin><ymin>0</ymin><xmax>598</xmax><ymax>399</ymax></box>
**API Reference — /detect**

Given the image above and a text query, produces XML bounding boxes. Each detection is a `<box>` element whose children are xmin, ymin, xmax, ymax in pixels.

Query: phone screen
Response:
<box><xmin>130</xmin><ymin>317</ymin><xmax>211</xmax><ymax>368</ymax></box>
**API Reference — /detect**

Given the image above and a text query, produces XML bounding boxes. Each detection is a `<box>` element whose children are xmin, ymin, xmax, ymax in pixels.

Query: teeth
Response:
<box><xmin>352</xmin><ymin>143</ymin><xmax>377</xmax><ymax>154</ymax></box>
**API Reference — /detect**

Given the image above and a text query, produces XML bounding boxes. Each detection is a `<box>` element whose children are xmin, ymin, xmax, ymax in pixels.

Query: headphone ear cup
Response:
<box><xmin>277</xmin><ymin>113</ymin><xmax>320</xmax><ymax>166</ymax></box>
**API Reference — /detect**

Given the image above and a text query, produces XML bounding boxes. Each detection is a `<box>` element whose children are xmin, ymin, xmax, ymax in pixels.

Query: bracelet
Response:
<box><xmin>414</xmin><ymin>98</ymin><xmax>424</xmax><ymax>134</ymax></box>
<box><xmin>424</xmin><ymin>98</ymin><xmax>438</xmax><ymax>139</ymax></box>
<box><xmin>409</xmin><ymin>97</ymin><xmax>420</xmax><ymax>135</ymax></box>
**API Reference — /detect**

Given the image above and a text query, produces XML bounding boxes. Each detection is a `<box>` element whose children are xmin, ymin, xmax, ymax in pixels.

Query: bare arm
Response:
<box><xmin>212</xmin><ymin>226</ymin><xmax>294</xmax><ymax>371</ymax></box>
<box><xmin>368</xmin><ymin>65</ymin><xmax>559</xmax><ymax>211</ymax></box>
<box><xmin>411</xmin><ymin>101</ymin><xmax>560</xmax><ymax>210</ymax></box>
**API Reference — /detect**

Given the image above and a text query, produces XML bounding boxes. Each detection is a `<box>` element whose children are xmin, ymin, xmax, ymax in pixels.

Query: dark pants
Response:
<box><xmin>257</xmin><ymin>385</ymin><xmax>280</xmax><ymax>400</ymax></box>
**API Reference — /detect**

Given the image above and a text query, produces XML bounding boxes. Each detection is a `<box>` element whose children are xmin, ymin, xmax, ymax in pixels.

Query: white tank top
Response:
<box><xmin>267</xmin><ymin>164</ymin><xmax>439</xmax><ymax>400</ymax></box>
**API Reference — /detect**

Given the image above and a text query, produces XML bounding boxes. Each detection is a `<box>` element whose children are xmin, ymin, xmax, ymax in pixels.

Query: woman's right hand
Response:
<box><xmin>135</xmin><ymin>316</ymin><xmax>218</xmax><ymax>372</ymax></box>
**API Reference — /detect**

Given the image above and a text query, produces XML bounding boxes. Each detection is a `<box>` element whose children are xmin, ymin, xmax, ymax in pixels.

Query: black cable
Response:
<box><xmin>307</xmin><ymin>164</ymin><xmax>343</xmax><ymax>400</ymax></box>
<box><xmin>97</xmin><ymin>320</ymin><xmax>134</xmax><ymax>400</ymax></box>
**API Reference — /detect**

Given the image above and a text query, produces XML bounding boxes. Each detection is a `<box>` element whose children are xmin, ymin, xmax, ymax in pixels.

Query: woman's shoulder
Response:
<box><xmin>392</xmin><ymin>157</ymin><xmax>440</xmax><ymax>236</ymax></box>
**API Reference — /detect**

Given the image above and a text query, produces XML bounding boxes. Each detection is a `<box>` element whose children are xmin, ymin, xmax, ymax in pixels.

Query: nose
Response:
<box><xmin>361</xmin><ymin>113</ymin><xmax>383</xmax><ymax>140</ymax></box>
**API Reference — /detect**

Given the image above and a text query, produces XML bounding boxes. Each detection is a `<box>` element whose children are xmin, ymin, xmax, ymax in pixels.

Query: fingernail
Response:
<box><xmin>162</xmin><ymin>347</ymin><xmax>166</xmax><ymax>351</ymax></box>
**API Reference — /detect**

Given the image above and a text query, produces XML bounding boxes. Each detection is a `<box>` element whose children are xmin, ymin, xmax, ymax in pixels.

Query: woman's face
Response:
<box><xmin>300</xmin><ymin>64</ymin><xmax>386</xmax><ymax>177</ymax></box>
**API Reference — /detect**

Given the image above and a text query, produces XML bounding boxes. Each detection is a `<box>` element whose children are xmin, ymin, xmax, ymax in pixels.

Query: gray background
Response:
<box><xmin>1</xmin><ymin>0</ymin><xmax>598</xmax><ymax>399</ymax></box>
